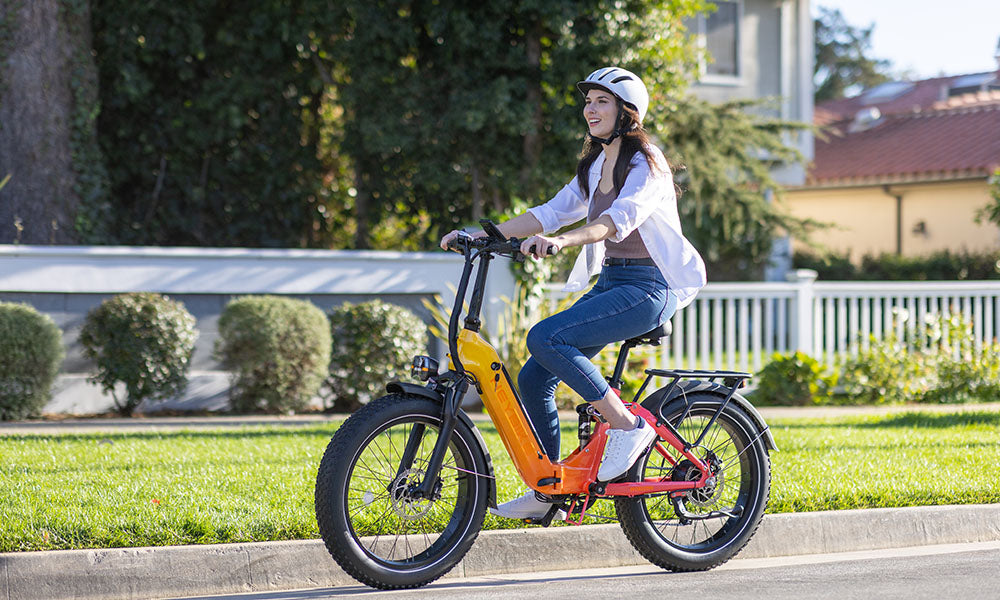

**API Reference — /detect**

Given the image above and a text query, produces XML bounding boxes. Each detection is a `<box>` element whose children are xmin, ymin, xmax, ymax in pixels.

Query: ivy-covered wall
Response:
<box><xmin>89</xmin><ymin>1</ymin><xmax>337</xmax><ymax>247</ymax></box>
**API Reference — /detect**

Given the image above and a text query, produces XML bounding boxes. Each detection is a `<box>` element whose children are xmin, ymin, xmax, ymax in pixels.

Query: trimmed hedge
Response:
<box><xmin>0</xmin><ymin>303</ymin><xmax>64</xmax><ymax>420</ymax></box>
<box><xmin>326</xmin><ymin>300</ymin><xmax>427</xmax><ymax>412</ymax></box>
<box><xmin>216</xmin><ymin>296</ymin><xmax>331</xmax><ymax>414</ymax></box>
<box><xmin>79</xmin><ymin>293</ymin><xmax>197</xmax><ymax>416</ymax></box>
<box><xmin>794</xmin><ymin>249</ymin><xmax>1000</xmax><ymax>281</ymax></box>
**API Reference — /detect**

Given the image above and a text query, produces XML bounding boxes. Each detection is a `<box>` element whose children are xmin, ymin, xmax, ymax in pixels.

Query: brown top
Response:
<box><xmin>588</xmin><ymin>184</ymin><xmax>651</xmax><ymax>259</ymax></box>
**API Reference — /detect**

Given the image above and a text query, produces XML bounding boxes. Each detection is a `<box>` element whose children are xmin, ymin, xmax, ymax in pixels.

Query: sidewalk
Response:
<box><xmin>3</xmin><ymin>402</ymin><xmax>1000</xmax><ymax>434</ymax></box>
<box><xmin>2</xmin><ymin>504</ymin><xmax>999</xmax><ymax>600</ymax></box>
<box><xmin>2</xmin><ymin>405</ymin><xmax>999</xmax><ymax>599</ymax></box>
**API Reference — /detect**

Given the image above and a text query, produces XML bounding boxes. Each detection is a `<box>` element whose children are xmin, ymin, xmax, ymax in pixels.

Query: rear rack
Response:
<box><xmin>634</xmin><ymin>368</ymin><xmax>753</xmax><ymax>452</ymax></box>
<box><xmin>645</xmin><ymin>368</ymin><xmax>751</xmax><ymax>381</ymax></box>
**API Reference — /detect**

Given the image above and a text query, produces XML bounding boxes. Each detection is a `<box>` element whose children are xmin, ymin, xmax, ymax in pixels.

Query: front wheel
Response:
<box><xmin>315</xmin><ymin>394</ymin><xmax>489</xmax><ymax>589</ymax></box>
<box><xmin>615</xmin><ymin>392</ymin><xmax>771</xmax><ymax>571</ymax></box>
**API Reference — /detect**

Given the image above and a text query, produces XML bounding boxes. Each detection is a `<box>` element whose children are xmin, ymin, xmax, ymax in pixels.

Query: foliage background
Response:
<box><xmin>88</xmin><ymin>1</ymin><xmax>343</xmax><ymax>248</ymax></box>
<box><xmin>73</xmin><ymin>0</ymin><xmax>814</xmax><ymax>281</ymax></box>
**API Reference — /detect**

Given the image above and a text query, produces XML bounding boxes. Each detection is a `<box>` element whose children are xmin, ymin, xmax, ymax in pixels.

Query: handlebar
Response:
<box><xmin>446</xmin><ymin>220</ymin><xmax>558</xmax><ymax>261</ymax></box>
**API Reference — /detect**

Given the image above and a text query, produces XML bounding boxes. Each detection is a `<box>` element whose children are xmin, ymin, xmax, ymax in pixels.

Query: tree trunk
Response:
<box><xmin>470</xmin><ymin>161</ymin><xmax>483</xmax><ymax>223</ymax></box>
<box><xmin>0</xmin><ymin>0</ymin><xmax>100</xmax><ymax>244</ymax></box>
<box><xmin>519</xmin><ymin>22</ymin><xmax>543</xmax><ymax>200</ymax></box>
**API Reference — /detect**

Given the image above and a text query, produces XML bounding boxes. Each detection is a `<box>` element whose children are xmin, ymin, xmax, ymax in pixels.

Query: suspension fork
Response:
<box><xmin>394</xmin><ymin>422</ymin><xmax>427</xmax><ymax>482</ymax></box>
<box><xmin>414</xmin><ymin>378</ymin><xmax>470</xmax><ymax>498</ymax></box>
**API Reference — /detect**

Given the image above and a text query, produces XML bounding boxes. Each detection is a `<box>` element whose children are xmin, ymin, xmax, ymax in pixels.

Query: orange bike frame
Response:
<box><xmin>455</xmin><ymin>328</ymin><xmax>713</xmax><ymax>498</ymax></box>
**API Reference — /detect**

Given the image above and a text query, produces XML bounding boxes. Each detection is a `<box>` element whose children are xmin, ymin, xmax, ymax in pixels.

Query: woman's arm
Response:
<box><xmin>519</xmin><ymin>214</ymin><xmax>617</xmax><ymax>258</ymax></box>
<box><xmin>438</xmin><ymin>212</ymin><xmax>544</xmax><ymax>250</ymax></box>
<box><xmin>497</xmin><ymin>212</ymin><xmax>544</xmax><ymax>238</ymax></box>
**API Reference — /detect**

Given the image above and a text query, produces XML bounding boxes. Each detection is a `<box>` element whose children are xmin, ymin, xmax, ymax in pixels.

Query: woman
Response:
<box><xmin>440</xmin><ymin>67</ymin><xmax>706</xmax><ymax>519</ymax></box>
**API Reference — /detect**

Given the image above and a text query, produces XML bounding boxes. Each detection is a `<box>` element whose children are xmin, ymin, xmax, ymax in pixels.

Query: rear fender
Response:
<box><xmin>642</xmin><ymin>379</ymin><xmax>778</xmax><ymax>452</ymax></box>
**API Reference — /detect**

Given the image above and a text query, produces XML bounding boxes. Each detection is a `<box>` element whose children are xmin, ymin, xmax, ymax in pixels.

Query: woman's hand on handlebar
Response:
<box><xmin>520</xmin><ymin>235</ymin><xmax>561</xmax><ymax>259</ymax></box>
<box><xmin>440</xmin><ymin>229</ymin><xmax>486</xmax><ymax>251</ymax></box>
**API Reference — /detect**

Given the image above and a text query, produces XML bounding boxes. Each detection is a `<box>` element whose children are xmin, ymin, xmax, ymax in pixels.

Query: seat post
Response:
<box><xmin>607</xmin><ymin>340</ymin><xmax>637</xmax><ymax>392</ymax></box>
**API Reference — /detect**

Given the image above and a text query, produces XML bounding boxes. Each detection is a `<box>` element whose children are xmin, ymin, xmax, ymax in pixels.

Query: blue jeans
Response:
<box><xmin>517</xmin><ymin>265</ymin><xmax>678</xmax><ymax>459</ymax></box>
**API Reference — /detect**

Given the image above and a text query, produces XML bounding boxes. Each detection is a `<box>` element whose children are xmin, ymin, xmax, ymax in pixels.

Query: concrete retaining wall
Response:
<box><xmin>0</xmin><ymin>245</ymin><xmax>516</xmax><ymax>414</ymax></box>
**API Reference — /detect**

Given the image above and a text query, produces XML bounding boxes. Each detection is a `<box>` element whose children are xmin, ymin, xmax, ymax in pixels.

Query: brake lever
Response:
<box><xmin>445</xmin><ymin>230</ymin><xmax>474</xmax><ymax>254</ymax></box>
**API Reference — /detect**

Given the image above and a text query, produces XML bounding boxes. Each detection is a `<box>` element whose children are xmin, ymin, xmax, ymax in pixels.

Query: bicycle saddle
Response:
<box><xmin>626</xmin><ymin>322</ymin><xmax>672</xmax><ymax>346</ymax></box>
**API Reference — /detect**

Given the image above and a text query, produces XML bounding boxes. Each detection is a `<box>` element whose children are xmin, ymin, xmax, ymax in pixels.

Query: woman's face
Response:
<box><xmin>583</xmin><ymin>89</ymin><xmax>618</xmax><ymax>139</ymax></box>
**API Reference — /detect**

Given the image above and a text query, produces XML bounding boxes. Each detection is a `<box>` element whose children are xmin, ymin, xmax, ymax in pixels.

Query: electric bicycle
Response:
<box><xmin>314</xmin><ymin>219</ymin><xmax>776</xmax><ymax>589</ymax></box>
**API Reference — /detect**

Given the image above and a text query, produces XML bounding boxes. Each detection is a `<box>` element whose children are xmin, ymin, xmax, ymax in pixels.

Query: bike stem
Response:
<box><xmin>415</xmin><ymin>242</ymin><xmax>485</xmax><ymax>499</ymax></box>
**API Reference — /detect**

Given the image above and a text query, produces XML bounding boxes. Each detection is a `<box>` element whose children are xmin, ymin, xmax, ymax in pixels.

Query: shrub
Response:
<box><xmin>793</xmin><ymin>249</ymin><xmax>1000</xmax><ymax>281</ymax></box>
<box><xmin>216</xmin><ymin>296</ymin><xmax>330</xmax><ymax>414</ymax></box>
<box><xmin>753</xmin><ymin>352</ymin><xmax>836</xmax><ymax>406</ymax></box>
<box><xmin>0</xmin><ymin>303</ymin><xmax>64</xmax><ymax>420</ymax></box>
<box><xmin>916</xmin><ymin>314</ymin><xmax>1000</xmax><ymax>403</ymax></box>
<box><xmin>326</xmin><ymin>300</ymin><xmax>427</xmax><ymax>412</ymax></box>
<box><xmin>837</xmin><ymin>313</ymin><xmax>1000</xmax><ymax>404</ymax></box>
<box><xmin>80</xmin><ymin>293</ymin><xmax>197</xmax><ymax>416</ymax></box>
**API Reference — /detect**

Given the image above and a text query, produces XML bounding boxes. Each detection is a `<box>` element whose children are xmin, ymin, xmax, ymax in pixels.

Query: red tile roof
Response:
<box><xmin>816</xmin><ymin>72</ymin><xmax>996</xmax><ymax>122</ymax></box>
<box><xmin>806</xmin><ymin>72</ymin><xmax>1000</xmax><ymax>186</ymax></box>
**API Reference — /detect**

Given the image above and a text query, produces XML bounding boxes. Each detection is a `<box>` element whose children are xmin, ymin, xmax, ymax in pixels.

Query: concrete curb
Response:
<box><xmin>2</xmin><ymin>504</ymin><xmax>998</xmax><ymax>600</ymax></box>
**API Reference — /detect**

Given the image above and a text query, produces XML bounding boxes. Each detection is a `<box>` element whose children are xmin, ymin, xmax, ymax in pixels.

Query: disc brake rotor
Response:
<box><xmin>671</xmin><ymin>453</ymin><xmax>725</xmax><ymax>508</ymax></box>
<box><xmin>388</xmin><ymin>468</ymin><xmax>434</xmax><ymax>520</ymax></box>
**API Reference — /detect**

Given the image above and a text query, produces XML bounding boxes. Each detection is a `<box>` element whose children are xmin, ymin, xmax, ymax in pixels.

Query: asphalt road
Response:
<box><xmin>171</xmin><ymin>541</ymin><xmax>1000</xmax><ymax>600</ymax></box>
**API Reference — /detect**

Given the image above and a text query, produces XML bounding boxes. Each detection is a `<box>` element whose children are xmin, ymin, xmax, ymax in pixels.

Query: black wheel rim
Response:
<box><xmin>343</xmin><ymin>415</ymin><xmax>476</xmax><ymax>568</ymax></box>
<box><xmin>639</xmin><ymin>408</ymin><xmax>757</xmax><ymax>550</ymax></box>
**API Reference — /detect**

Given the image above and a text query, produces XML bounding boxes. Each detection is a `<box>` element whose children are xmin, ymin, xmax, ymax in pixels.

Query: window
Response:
<box><xmin>688</xmin><ymin>1</ymin><xmax>741</xmax><ymax>79</ymax></box>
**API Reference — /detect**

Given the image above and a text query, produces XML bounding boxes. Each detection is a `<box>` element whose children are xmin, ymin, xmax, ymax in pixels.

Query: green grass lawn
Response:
<box><xmin>2</xmin><ymin>410</ymin><xmax>999</xmax><ymax>552</ymax></box>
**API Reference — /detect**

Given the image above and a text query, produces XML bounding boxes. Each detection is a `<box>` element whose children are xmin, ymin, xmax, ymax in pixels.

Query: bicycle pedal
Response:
<box><xmin>522</xmin><ymin>504</ymin><xmax>565</xmax><ymax>527</ymax></box>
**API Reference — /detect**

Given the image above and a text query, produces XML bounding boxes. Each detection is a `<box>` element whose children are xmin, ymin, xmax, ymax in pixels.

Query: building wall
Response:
<box><xmin>689</xmin><ymin>0</ymin><xmax>814</xmax><ymax>186</ymax></box>
<box><xmin>900</xmin><ymin>180</ymin><xmax>1000</xmax><ymax>254</ymax></box>
<box><xmin>786</xmin><ymin>179</ymin><xmax>1000</xmax><ymax>260</ymax></box>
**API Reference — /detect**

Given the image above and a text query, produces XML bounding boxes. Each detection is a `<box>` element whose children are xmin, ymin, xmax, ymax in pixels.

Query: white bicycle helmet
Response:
<box><xmin>577</xmin><ymin>67</ymin><xmax>649</xmax><ymax>122</ymax></box>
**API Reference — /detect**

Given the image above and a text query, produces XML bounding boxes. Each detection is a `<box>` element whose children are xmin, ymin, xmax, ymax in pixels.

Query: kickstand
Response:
<box><xmin>566</xmin><ymin>495</ymin><xmax>592</xmax><ymax>526</ymax></box>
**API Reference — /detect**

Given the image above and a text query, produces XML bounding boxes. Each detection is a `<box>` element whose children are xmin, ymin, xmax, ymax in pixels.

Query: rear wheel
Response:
<box><xmin>315</xmin><ymin>394</ymin><xmax>489</xmax><ymax>589</ymax></box>
<box><xmin>615</xmin><ymin>392</ymin><xmax>770</xmax><ymax>571</ymax></box>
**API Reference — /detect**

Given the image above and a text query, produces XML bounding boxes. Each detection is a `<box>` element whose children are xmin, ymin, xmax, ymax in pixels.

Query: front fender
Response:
<box><xmin>385</xmin><ymin>381</ymin><xmax>498</xmax><ymax>508</ymax></box>
<box><xmin>386</xmin><ymin>381</ymin><xmax>443</xmax><ymax>403</ymax></box>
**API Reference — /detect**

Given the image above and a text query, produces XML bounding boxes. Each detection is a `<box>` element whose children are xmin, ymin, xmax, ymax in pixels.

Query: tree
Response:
<box><xmin>88</xmin><ymin>1</ymin><xmax>342</xmax><ymax>247</ymax></box>
<box><xmin>661</xmin><ymin>95</ymin><xmax>819</xmax><ymax>280</ymax></box>
<box><xmin>0</xmin><ymin>0</ymin><xmax>106</xmax><ymax>244</ymax></box>
<box><xmin>813</xmin><ymin>7</ymin><xmax>893</xmax><ymax>102</ymax></box>
<box><xmin>320</xmin><ymin>0</ymin><xmax>708</xmax><ymax>249</ymax></box>
<box><xmin>975</xmin><ymin>168</ymin><xmax>1000</xmax><ymax>230</ymax></box>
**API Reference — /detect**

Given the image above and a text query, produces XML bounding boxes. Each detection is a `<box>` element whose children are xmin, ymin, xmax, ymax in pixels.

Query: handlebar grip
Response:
<box><xmin>527</xmin><ymin>244</ymin><xmax>558</xmax><ymax>256</ymax></box>
<box><xmin>445</xmin><ymin>230</ymin><xmax>473</xmax><ymax>252</ymax></box>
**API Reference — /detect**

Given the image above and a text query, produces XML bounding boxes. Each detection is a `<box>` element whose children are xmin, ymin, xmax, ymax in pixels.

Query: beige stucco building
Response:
<box><xmin>787</xmin><ymin>71</ymin><xmax>1000</xmax><ymax>262</ymax></box>
<box><xmin>790</xmin><ymin>179</ymin><xmax>999</xmax><ymax>258</ymax></box>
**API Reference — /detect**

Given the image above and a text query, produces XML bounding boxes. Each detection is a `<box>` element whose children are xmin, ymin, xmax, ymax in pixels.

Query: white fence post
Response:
<box><xmin>787</xmin><ymin>269</ymin><xmax>817</xmax><ymax>355</ymax></box>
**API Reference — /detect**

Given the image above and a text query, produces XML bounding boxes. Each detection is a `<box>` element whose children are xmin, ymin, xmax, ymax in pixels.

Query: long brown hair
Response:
<box><xmin>575</xmin><ymin>103</ymin><xmax>663</xmax><ymax>199</ymax></box>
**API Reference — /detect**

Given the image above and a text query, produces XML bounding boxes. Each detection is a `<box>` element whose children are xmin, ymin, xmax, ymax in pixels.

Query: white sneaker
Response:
<box><xmin>597</xmin><ymin>419</ymin><xmax>657</xmax><ymax>481</ymax></box>
<box><xmin>489</xmin><ymin>490</ymin><xmax>566</xmax><ymax>520</ymax></box>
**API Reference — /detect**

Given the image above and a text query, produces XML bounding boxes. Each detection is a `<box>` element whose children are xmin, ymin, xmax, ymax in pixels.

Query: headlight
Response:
<box><xmin>411</xmin><ymin>355</ymin><xmax>439</xmax><ymax>382</ymax></box>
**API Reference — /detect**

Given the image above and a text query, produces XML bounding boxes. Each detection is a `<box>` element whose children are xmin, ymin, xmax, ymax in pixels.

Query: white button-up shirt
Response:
<box><xmin>527</xmin><ymin>145</ymin><xmax>706</xmax><ymax>308</ymax></box>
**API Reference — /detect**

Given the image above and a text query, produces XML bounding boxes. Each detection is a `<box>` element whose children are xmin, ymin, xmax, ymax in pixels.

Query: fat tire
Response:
<box><xmin>615</xmin><ymin>392</ymin><xmax>771</xmax><ymax>572</ymax></box>
<box><xmin>315</xmin><ymin>393</ymin><xmax>488</xmax><ymax>589</ymax></box>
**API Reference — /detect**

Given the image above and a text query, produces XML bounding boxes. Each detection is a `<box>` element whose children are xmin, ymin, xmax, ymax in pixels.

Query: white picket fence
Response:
<box><xmin>547</xmin><ymin>270</ymin><xmax>1000</xmax><ymax>374</ymax></box>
